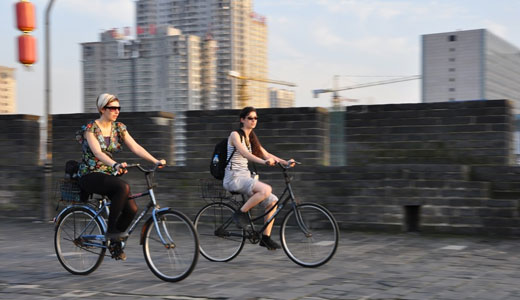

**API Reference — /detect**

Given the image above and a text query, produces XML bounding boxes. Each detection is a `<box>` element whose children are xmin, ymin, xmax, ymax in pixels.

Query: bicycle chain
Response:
<box><xmin>246</xmin><ymin>229</ymin><xmax>260</xmax><ymax>244</ymax></box>
<box><xmin>71</xmin><ymin>238</ymin><xmax>121</xmax><ymax>258</ymax></box>
<box><xmin>74</xmin><ymin>243</ymin><xmax>112</xmax><ymax>257</ymax></box>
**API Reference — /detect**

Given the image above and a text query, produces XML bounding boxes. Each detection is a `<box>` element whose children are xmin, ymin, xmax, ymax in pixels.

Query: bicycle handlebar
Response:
<box><xmin>276</xmin><ymin>160</ymin><xmax>301</xmax><ymax>170</ymax></box>
<box><xmin>125</xmin><ymin>162</ymin><xmax>166</xmax><ymax>173</ymax></box>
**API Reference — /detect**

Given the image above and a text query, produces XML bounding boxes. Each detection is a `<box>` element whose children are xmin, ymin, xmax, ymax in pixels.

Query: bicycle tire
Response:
<box><xmin>54</xmin><ymin>206</ymin><xmax>106</xmax><ymax>275</ymax></box>
<box><xmin>142</xmin><ymin>209</ymin><xmax>199</xmax><ymax>282</ymax></box>
<box><xmin>280</xmin><ymin>203</ymin><xmax>339</xmax><ymax>267</ymax></box>
<box><xmin>194</xmin><ymin>202</ymin><xmax>245</xmax><ymax>262</ymax></box>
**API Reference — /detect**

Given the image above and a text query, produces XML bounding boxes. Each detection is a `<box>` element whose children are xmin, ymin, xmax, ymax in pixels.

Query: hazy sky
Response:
<box><xmin>1</xmin><ymin>0</ymin><xmax>520</xmax><ymax>116</ymax></box>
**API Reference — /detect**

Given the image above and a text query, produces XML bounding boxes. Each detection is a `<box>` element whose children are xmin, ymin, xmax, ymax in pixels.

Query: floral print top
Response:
<box><xmin>76</xmin><ymin>120</ymin><xmax>127</xmax><ymax>176</ymax></box>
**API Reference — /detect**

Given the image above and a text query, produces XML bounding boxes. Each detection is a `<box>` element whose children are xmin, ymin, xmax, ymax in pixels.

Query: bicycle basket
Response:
<box><xmin>200</xmin><ymin>178</ymin><xmax>228</xmax><ymax>201</ymax></box>
<box><xmin>59</xmin><ymin>179</ymin><xmax>82</xmax><ymax>202</ymax></box>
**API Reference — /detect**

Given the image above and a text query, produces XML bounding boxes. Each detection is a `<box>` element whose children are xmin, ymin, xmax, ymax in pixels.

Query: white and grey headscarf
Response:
<box><xmin>96</xmin><ymin>93</ymin><xmax>117</xmax><ymax>112</ymax></box>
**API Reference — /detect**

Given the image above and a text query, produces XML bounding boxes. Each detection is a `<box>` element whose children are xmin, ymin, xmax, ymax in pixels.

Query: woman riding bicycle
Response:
<box><xmin>224</xmin><ymin>106</ymin><xmax>294</xmax><ymax>250</ymax></box>
<box><xmin>76</xmin><ymin>93</ymin><xmax>165</xmax><ymax>259</ymax></box>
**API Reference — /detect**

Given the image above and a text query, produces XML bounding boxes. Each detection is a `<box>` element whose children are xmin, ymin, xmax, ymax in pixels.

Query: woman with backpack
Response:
<box><xmin>76</xmin><ymin>93</ymin><xmax>166</xmax><ymax>260</ymax></box>
<box><xmin>223</xmin><ymin>106</ymin><xmax>295</xmax><ymax>250</ymax></box>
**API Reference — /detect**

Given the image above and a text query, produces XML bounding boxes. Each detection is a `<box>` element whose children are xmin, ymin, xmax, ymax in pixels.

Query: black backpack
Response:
<box><xmin>210</xmin><ymin>130</ymin><xmax>244</xmax><ymax>180</ymax></box>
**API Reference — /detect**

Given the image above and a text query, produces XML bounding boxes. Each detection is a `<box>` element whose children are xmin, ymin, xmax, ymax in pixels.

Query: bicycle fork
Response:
<box><xmin>291</xmin><ymin>202</ymin><xmax>313</xmax><ymax>238</ymax></box>
<box><xmin>152</xmin><ymin>208</ymin><xmax>176</xmax><ymax>249</ymax></box>
<box><xmin>148</xmin><ymin>189</ymin><xmax>176</xmax><ymax>249</ymax></box>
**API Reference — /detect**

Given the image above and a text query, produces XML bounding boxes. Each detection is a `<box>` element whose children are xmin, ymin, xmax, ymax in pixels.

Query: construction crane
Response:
<box><xmin>313</xmin><ymin>75</ymin><xmax>421</xmax><ymax>109</ymax></box>
<box><xmin>228</xmin><ymin>70</ymin><xmax>297</xmax><ymax>108</ymax></box>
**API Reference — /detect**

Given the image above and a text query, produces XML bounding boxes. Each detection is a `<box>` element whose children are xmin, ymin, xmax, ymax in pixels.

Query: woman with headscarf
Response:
<box><xmin>76</xmin><ymin>93</ymin><xmax>166</xmax><ymax>260</ymax></box>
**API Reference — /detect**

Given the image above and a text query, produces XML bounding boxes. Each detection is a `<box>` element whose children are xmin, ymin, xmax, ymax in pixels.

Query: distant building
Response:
<box><xmin>82</xmin><ymin>26</ymin><xmax>215</xmax><ymax>113</ymax></box>
<box><xmin>201</xmin><ymin>36</ymin><xmax>218</xmax><ymax>110</ymax></box>
<box><xmin>269</xmin><ymin>88</ymin><xmax>294</xmax><ymax>108</ymax></box>
<box><xmin>82</xmin><ymin>0</ymin><xmax>270</xmax><ymax>164</ymax></box>
<box><xmin>248</xmin><ymin>13</ymin><xmax>269</xmax><ymax>108</ymax></box>
<box><xmin>135</xmin><ymin>0</ymin><xmax>269</xmax><ymax>109</ymax></box>
<box><xmin>422</xmin><ymin>29</ymin><xmax>520</xmax><ymax>111</ymax></box>
<box><xmin>0</xmin><ymin>66</ymin><xmax>16</xmax><ymax>114</ymax></box>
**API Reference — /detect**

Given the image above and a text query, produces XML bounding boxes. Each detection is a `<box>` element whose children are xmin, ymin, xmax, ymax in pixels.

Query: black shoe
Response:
<box><xmin>232</xmin><ymin>210</ymin><xmax>250</xmax><ymax>229</ymax></box>
<box><xmin>108</xmin><ymin>241</ymin><xmax>127</xmax><ymax>261</ymax></box>
<box><xmin>105</xmin><ymin>231</ymin><xmax>129</xmax><ymax>242</ymax></box>
<box><xmin>260</xmin><ymin>235</ymin><xmax>281</xmax><ymax>250</ymax></box>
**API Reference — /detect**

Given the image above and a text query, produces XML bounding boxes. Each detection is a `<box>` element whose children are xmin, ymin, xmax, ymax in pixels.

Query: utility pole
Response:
<box><xmin>42</xmin><ymin>0</ymin><xmax>55</xmax><ymax>221</ymax></box>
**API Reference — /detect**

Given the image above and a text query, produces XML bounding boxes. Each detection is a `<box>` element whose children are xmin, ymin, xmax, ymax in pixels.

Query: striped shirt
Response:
<box><xmin>225</xmin><ymin>132</ymin><xmax>251</xmax><ymax>172</ymax></box>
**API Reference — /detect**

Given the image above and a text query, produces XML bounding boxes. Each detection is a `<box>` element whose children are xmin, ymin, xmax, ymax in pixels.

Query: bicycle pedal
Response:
<box><xmin>111</xmin><ymin>251</ymin><xmax>127</xmax><ymax>261</ymax></box>
<box><xmin>109</xmin><ymin>250</ymin><xmax>126</xmax><ymax>261</ymax></box>
<box><xmin>108</xmin><ymin>242</ymin><xmax>127</xmax><ymax>261</ymax></box>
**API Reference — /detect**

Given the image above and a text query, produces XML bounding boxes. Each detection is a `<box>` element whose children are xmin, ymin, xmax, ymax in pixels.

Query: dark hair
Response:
<box><xmin>239</xmin><ymin>106</ymin><xmax>263</xmax><ymax>157</ymax></box>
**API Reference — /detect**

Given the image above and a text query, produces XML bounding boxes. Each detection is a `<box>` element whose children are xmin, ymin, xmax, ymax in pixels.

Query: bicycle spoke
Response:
<box><xmin>281</xmin><ymin>204</ymin><xmax>339</xmax><ymax>267</ymax></box>
<box><xmin>143</xmin><ymin>210</ymin><xmax>198</xmax><ymax>282</ymax></box>
<box><xmin>54</xmin><ymin>207</ymin><xmax>106</xmax><ymax>275</ymax></box>
<box><xmin>194</xmin><ymin>202</ymin><xmax>245</xmax><ymax>262</ymax></box>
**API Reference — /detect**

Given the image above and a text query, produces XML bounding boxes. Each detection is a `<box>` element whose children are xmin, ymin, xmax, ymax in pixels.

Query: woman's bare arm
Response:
<box><xmin>123</xmin><ymin>132</ymin><xmax>164</xmax><ymax>165</ymax></box>
<box><xmin>230</xmin><ymin>131</ymin><xmax>266</xmax><ymax>165</ymax></box>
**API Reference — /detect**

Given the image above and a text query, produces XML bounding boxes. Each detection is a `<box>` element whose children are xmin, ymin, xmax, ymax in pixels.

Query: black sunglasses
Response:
<box><xmin>247</xmin><ymin>117</ymin><xmax>258</xmax><ymax>120</ymax></box>
<box><xmin>104</xmin><ymin>106</ymin><xmax>121</xmax><ymax>112</ymax></box>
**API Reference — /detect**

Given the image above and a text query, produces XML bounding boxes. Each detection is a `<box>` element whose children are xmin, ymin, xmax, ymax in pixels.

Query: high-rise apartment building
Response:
<box><xmin>269</xmin><ymin>87</ymin><xmax>294</xmax><ymax>108</ymax></box>
<box><xmin>135</xmin><ymin>0</ymin><xmax>268</xmax><ymax>109</ymax></box>
<box><xmin>248</xmin><ymin>13</ymin><xmax>269</xmax><ymax>108</ymax></box>
<box><xmin>201</xmin><ymin>37</ymin><xmax>218</xmax><ymax>110</ymax></box>
<box><xmin>0</xmin><ymin>66</ymin><xmax>16</xmax><ymax>114</ymax></box>
<box><xmin>422</xmin><ymin>29</ymin><xmax>520</xmax><ymax>111</ymax></box>
<box><xmin>82</xmin><ymin>27</ymin><xmax>213</xmax><ymax>113</ymax></box>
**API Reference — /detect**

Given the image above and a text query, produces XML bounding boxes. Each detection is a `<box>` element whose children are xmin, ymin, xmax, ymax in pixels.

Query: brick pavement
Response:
<box><xmin>1</xmin><ymin>217</ymin><xmax>520</xmax><ymax>300</ymax></box>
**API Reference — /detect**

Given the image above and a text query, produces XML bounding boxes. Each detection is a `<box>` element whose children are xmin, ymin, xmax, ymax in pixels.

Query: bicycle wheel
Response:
<box><xmin>194</xmin><ymin>202</ymin><xmax>245</xmax><ymax>262</ymax></box>
<box><xmin>280</xmin><ymin>203</ymin><xmax>339</xmax><ymax>267</ymax></box>
<box><xmin>143</xmin><ymin>209</ymin><xmax>199</xmax><ymax>282</ymax></box>
<box><xmin>54</xmin><ymin>206</ymin><xmax>106</xmax><ymax>275</ymax></box>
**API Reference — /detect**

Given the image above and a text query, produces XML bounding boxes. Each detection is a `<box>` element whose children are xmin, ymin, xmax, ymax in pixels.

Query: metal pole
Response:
<box><xmin>42</xmin><ymin>0</ymin><xmax>55</xmax><ymax>221</ymax></box>
<box><xmin>132</xmin><ymin>40</ymin><xmax>136</xmax><ymax>111</ymax></box>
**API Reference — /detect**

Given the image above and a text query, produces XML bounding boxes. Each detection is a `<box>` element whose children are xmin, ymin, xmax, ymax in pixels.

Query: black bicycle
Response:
<box><xmin>53</xmin><ymin>164</ymin><xmax>199</xmax><ymax>282</ymax></box>
<box><xmin>194</xmin><ymin>162</ymin><xmax>339</xmax><ymax>267</ymax></box>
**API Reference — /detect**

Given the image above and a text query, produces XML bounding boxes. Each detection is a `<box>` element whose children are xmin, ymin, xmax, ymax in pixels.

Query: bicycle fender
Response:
<box><xmin>139</xmin><ymin>207</ymin><xmax>171</xmax><ymax>245</ymax></box>
<box><xmin>53</xmin><ymin>205</ymin><xmax>106</xmax><ymax>232</ymax></box>
<box><xmin>54</xmin><ymin>205</ymin><xmax>74</xmax><ymax>229</ymax></box>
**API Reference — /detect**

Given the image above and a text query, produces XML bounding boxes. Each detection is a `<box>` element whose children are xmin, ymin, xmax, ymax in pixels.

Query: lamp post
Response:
<box><xmin>42</xmin><ymin>0</ymin><xmax>55</xmax><ymax>221</ymax></box>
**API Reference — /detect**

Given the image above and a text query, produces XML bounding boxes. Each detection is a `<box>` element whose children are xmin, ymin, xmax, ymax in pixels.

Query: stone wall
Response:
<box><xmin>294</xmin><ymin>164</ymin><xmax>518</xmax><ymax>235</ymax></box>
<box><xmin>138</xmin><ymin>162</ymin><xmax>520</xmax><ymax>236</ymax></box>
<box><xmin>346</xmin><ymin>100</ymin><xmax>514</xmax><ymax>165</ymax></box>
<box><xmin>185</xmin><ymin>107</ymin><xmax>330</xmax><ymax>168</ymax></box>
<box><xmin>0</xmin><ymin>115</ymin><xmax>42</xmax><ymax>215</ymax></box>
<box><xmin>0</xmin><ymin>112</ymin><xmax>176</xmax><ymax>217</ymax></box>
<box><xmin>0</xmin><ymin>114</ymin><xmax>40</xmax><ymax>166</ymax></box>
<box><xmin>3</xmin><ymin>100</ymin><xmax>520</xmax><ymax>236</ymax></box>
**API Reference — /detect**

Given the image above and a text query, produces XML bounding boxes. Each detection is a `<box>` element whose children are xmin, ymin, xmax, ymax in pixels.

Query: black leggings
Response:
<box><xmin>79</xmin><ymin>172</ymin><xmax>137</xmax><ymax>233</ymax></box>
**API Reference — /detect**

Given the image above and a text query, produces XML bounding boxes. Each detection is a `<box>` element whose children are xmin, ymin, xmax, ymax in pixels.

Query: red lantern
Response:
<box><xmin>16</xmin><ymin>1</ymin><xmax>36</xmax><ymax>33</ymax></box>
<box><xmin>18</xmin><ymin>34</ymin><xmax>37</xmax><ymax>65</ymax></box>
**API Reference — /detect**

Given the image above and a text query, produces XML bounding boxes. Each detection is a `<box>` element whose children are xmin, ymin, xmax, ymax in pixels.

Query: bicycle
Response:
<box><xmin>53</xmin><ymin>163</ymin><xmax>199</xmax><ymax>282</ymax></box>
<box><xmin>194</xmin><ymin>162</ymin><xmax>339</xmax><ymax>268</ymax></box>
